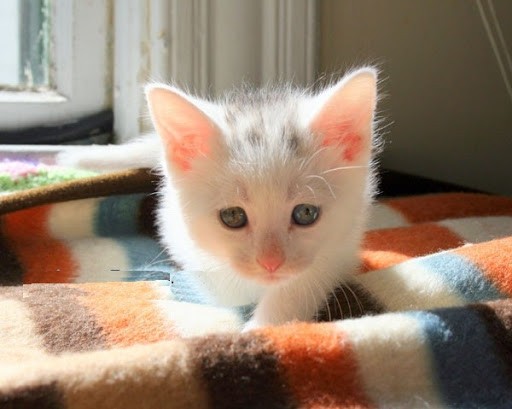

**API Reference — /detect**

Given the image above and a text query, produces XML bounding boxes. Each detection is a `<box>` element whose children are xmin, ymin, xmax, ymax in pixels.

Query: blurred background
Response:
<box><xmin>0</xmin><ymin>0</ymin><xmax>511</xmax><ymax>195</ymax></box>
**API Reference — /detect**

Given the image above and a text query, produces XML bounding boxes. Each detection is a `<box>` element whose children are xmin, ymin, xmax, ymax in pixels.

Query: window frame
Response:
<box><xmin>0</xmin><ymin>0</ymin><xmax>111</xmax><ymax>131</ymax></box>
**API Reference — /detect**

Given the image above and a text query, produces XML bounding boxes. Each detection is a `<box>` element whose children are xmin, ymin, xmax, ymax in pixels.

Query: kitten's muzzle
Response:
<box><xmin>257</xmin><ymin>254</ymin><xmax>284</xmax><ymax>273</ymax></box>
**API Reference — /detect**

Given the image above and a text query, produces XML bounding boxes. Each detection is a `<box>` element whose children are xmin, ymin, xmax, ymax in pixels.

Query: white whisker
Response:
<box><xmin>304</xmin><ymin>184</ymin><xmax>317</xmax><ymax>203</ymax></box>
<box><xmin>338</xmin><ymin>285</ymin><xmax>353</xmax><ymax>319</ymax></box>
<box><xmin>331</xmin><ymin>288</ymin><xmax>344</xmax><ymax>321</ymax></box>
<box><xmin>300</xmin><ymin>146</ymin><xmax>329</xmax><ymax>171</ymax></box>
<box><xmin>303</xmin><ymin>281</ymin><xmax>311</xmax><ymax>320</ymax></box>
<box><xmin>307</xmin><ymin>280</ymin><xmax>321</xmax><ymax>322</ymax></box>
<box><xmin>143</xmin><ymin>248</ymin><xmax>168</xmax><ymax>269</ymax></box>
<box><xmin>321</xmin><ymin>165</ymin><xmax>368</xmax><ymax>175</ymax></box>
<box><xmin>305</xmin><ymin>174</ymin><xmax>337</xmax><ymax>199</ymax></box>
<box><xmin>344</xmin><ymin>283</ymin><xmax>365</xmax><ymax>316</ymax></box>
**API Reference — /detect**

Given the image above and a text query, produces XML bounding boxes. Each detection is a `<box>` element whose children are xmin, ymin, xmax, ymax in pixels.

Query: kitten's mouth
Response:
<box><xmin>261</xmin><ymin>273</ymin><xmax>287</xmax><ymax>284</ymax></box>
<box><xmin>235</xmin><ymin>266</ymin><xmax>292</xmax><ymax>285</ymax></box>
<box><xmin>255</xmin><ymin>269</ymin><xmax>297</xmax><ymax>285</ymax></box>
<box><xmin>231</xmin><ymin>260</ymin><xmax>300</xmax><ymax>285</ymax></box>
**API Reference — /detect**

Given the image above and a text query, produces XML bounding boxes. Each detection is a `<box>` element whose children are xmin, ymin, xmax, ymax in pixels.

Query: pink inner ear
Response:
<box><xmin>170</xmin><ymin>133</ymin><xmax>210</xmax><ymax>172</ymax></box>
<box><xmin>320</xmin><ymin>121</ymin><xmax>363</xmax><ymax>163</ymax></box>
<box><xmin>311</xmin><ymin>70</ymin><xmax>376</xmax><ymax>164</ymax></box>
<box><xmin>147</xmin><ymin>87</ymin><xmax>217</xmax><ymax>172</ymax></box>
<box><xmin>161</xmin><ymin>117</ymin><xmax>214</xmax><ymax>172</ymax></box>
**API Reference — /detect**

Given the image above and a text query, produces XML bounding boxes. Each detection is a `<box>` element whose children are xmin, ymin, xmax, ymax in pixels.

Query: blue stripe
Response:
<box><xmin>417</xmin><ymin>252</ymin><xmax>504</xmax><ymax>302</ymax></box>
<box><xmin>111</xmin><ymin>235</ymin><xmax>210</xmax><ymax>304</ymax></box>
<box><xmin>411</xmin><ymin>308</ymin><xmax>512</xmax><ymax>408</ymax></box>
<box><xmin>94</xmin><ymin>194</ymin><xmax>146</xmax><ymax>237</ymax></box>
<box><xmin>92</xmin><ymin>194</ymin><xmax>212</xmax><ymax>304</ymax></box>
<box><xmin>169</xmin><ymin>271</ymin><xmax>211</xmax><ymax>304</ymax></box>
<box><xmin>110</xmin><ymin>236</ymin><xmax>176</xmax><ymax>281</ymax></box>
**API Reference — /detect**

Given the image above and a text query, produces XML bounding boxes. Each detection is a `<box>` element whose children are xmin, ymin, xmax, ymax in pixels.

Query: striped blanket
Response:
<box><xmin>1</xmin><ymin>166</ymin><xmax>512</xmax><ymax>408</ymax></box>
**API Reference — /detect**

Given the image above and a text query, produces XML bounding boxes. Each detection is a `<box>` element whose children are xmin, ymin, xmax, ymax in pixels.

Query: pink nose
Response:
<box><xmin>257</xmin><ymin>255</ymin><xmax>284</xmax><ymax>273</ymax></box>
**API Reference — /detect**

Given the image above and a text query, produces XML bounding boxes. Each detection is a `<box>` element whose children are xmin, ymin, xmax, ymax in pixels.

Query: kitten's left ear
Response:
<box><xmin>146</xmin><ymin>84</ymin><xmax>220</xmax><ymax>172</ymax></box>
<box><xmin>309</xmin><ymin>68</ymin><xmax>377</xmax><ymax>164</ymax></box>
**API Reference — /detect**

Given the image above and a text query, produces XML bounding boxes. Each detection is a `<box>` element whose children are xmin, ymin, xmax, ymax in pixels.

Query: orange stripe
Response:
<box><xmin>77</xmin><ymin>282</ymin><xmax>176</xmax><ymax>347</ymax></box>
<box><xmin>258</xmin><ymin>322</ymin><xmax>374</xmax><ymax>408</ymax></box>
<box><xmin>384</xmin><ymin>193</ymin><xmax>512</xmax><ymax>224</ymax></box>
<box><xmin>456</xmin><ymin>236</ymin><xmax>512</xmax><ymax>296</ymax></box>
<box><xmin>2</xmin><ymin>205</ymin><xmax>75</xmax><ymax>283</ymax></box>
<box><xmin>361</xmin><ymin>223</ymin><xmax>463</xmax><ymax>271</ymax></box>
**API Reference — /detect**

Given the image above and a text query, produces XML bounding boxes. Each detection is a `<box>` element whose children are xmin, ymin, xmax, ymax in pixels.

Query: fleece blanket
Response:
<box><xmin>1</xmin><ymin>161</ymin><xmax>512</xmax><ymax>408</ymax></box>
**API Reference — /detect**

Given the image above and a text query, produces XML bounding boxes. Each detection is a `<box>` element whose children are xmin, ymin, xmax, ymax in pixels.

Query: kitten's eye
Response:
<box><xmin>292</xmin><ymin>204</ymin><xmax>320</xmax><ymax>226</ymax></box>
<box><xmin>219</xmin><ymin>207</ymin><xmax>248</xmax><ymax>228</ymax></box>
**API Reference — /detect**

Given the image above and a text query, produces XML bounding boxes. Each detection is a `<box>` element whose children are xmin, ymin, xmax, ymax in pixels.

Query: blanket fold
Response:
<box><xmin>2</xmin><ymin>299</ymin><xmax>512</xmax><ymax>408</ymax></box>
<box><xmin>1</xmin><ymin>165</ymin><xmax>512</xmax><ymax>408</ymax></box>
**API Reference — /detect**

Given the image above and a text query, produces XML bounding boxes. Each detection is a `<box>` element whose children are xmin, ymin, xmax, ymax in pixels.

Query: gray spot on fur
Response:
<box><xmin>283</xmin><ymin>127</ymin><xmax>301</xmax><ymax>153</ymax></box>
<box><xmin>219</xmin><ymin>84</ymin><xmax>313</xmax><ymax>167</ymax></box>
<box><xmin>247</xmin><ymin>130</ymin><xmax>262</xmax><ymax>146</ymax></box>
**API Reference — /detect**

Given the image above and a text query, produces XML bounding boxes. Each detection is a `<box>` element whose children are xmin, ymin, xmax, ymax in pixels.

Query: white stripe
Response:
<box><xmin>0</xmin><ymin>298</ymin><xmax>48</xmax><ymax>365</ymax></box>
<box><xmin>47</xmin><ymin>198</ymin><xmax>99</xmax><ymax>239</ymax></box>
<box><xmin>439</xmin><ymin>216</ymin><xmax>512</xmax><ymax>244</ymax></box>
<box><xmin>336</xmin><ymin>313</ymin><xmax>444</xmax><ymax>408</ymax></box>
<box><xmin>155</xmin><ymin>300</ymin><xmax>243</xmax><ymax>337</ymax></box>
<box><xmin>67</xmin><ymin>238</ymin><xmax>130</xmax><ymax>282</ymax></box>
<box><xmin>354</xmin><ymin>258</ymin><xmax>465</xmax><ymax>311</ymax></box>
<box><xmin>367</xmin><ymin>203</ymin><xmax>409</xmax><ymax>231</ymax></box>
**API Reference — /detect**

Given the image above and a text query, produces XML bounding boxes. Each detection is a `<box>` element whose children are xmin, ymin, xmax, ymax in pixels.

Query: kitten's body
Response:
<box><xmin>60</xmin><ymin>68</ymin><xmax>379</xmax><ymax>329</ymax></box>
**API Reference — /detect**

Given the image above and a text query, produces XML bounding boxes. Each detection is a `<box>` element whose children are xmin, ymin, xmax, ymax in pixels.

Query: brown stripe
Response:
<box><xmin>189</xmin><ymin>333</ymin><xmax>294</xmax><ymax>409</ymax></box>
<box><xmin>138</xmin><ymin>194</ymin><xmax>159</xmax><ymax>238</ymax></box>
<box><xmin>22</xmin><ymin>284</ymin><xmax>107</xmax><ymax>354</ymax></box>
<box><xmin>469</xmin><ymin>299</ymin><xmax>512</xmax><ymax>379</ymax></box>
<box><xmin>0</xmin><ymin>224</ymin><xmax>24</xmax><ymax>285</ymax></box>
<box><xmin>316</xmin><ymin>281</ymin><xmax>386</xmax><ymax>322</ymax></box>
<box><xmin>0</xmin><ymin>383</ymin><xmax>63</xmax><ymax>409</ymax></box>
<box><xmin>0</xmin><ymin>168</ymin><xmax>158</xmax><ymax>215</ymax></box>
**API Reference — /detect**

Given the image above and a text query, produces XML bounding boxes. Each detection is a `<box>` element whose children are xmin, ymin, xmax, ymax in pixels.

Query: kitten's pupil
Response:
<box><xmin>292</xmin><ymin>204</ymin><xmax>320</xmax><ymax>226</ymax></box>
<box><xmin>220</xmin><ymin>207</ymin><xmax>247</xmax><ymax>228</ymax></box>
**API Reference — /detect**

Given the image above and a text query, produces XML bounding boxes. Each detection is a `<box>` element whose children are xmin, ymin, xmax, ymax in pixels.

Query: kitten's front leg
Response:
<box><xmin>243</xmin><ymin>275</ymin><xmax>334</xmax><ymax>331</ymax></box>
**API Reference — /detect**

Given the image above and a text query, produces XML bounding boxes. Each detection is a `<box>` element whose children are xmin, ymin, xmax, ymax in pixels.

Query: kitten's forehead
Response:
<box><xmin>221</xmin><ymin>89</ymin><xmax>309</xmax><ymax>161</ymax></box>
<box><xmin>209</xmin><ymin>87</ymin><xmax>336</xmax><ymax>205</ymax></box>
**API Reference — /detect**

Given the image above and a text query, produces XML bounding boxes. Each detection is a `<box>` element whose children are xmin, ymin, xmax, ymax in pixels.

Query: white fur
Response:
<box><xmin>59</xmin><ymin>68</ymin><xmax>379</xmax><ymax>330</ymax></box>
<box><xmin>56</xmin><ymin>136</ymin><xmax>161</xmax><ymax>172</ymax></box>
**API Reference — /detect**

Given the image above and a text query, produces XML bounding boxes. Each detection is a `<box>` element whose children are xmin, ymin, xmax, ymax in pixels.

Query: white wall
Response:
<box><xmin>320</xmin><ymin>0</ymin><xmax>512</xmax><ymax>195</ymax></box>
<box><xmin>209</xmin><ymin>0</ymin><xmax>263</xmax><ymax>93</ymax></box>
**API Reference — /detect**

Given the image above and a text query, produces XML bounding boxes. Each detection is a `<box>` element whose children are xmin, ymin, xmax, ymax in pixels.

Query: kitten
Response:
<box><xmin>59</xmin><ymin>67</ymin><xmax>379</xmax><ymax>330</ymax></box>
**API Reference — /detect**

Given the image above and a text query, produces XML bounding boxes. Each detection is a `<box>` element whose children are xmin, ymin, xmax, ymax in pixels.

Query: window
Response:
<box><xmin>0</xmin><ymin>0</ymin><xmax>110</xmax><ymax>131</ymax></box>
<box><xmin>0</xmin><ymin>0</ymin><xmax>49</xmax><ymax>89</ymax></box>
<box><xmin>0</xmin><ymin>0</ymin><xmax>317</xmax><ymax>144</ymax></box>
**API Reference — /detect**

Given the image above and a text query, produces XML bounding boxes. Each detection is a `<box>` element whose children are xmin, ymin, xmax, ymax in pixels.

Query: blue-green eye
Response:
<box><xmin>292</xmin><ymin>204</ymin><xmax>320</xmax><ymax>226</ymax></box>
<box><xmin>220</xmin><ymin>207</ymin><xmax>248</xmax><ymax>228</ymax></box>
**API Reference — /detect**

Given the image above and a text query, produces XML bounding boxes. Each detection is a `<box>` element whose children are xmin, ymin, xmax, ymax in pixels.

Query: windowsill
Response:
<box><xmin>0</xmin><ymin>90</ymin><xmax>67</xmax><ymax>104</ymax></box>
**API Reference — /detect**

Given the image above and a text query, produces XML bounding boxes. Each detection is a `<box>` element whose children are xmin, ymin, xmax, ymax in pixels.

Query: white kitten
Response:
<box><xmin>60</xmin><ymin>68</ymin><xmax>379</xmax><ymax>330</ymax></box>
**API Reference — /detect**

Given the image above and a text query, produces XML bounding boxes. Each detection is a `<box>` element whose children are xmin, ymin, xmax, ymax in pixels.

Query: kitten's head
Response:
<box><xmin>147</xmin><ymin>68</ymin><xmax>378</xmax><ymax>285</ymax></box>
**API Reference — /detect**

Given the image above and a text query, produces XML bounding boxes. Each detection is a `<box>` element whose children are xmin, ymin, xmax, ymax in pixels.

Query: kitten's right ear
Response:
<box><xmin>145</xmin><ymin>85</ymin><xmax>219</xmax><ymax>172</ymax></box>
<box><xmin>309</xmin><ymin>68</ymin><xmax>377</xmax><ymax>165</ymax></box>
